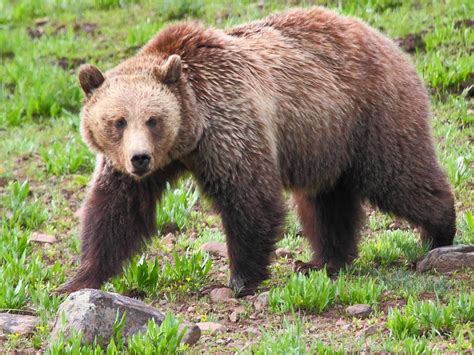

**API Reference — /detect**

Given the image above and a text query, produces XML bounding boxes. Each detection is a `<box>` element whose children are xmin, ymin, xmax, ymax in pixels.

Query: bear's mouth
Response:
<box><xmin>131</xmin><ymin>168</ymin><xmax>150</xmax><ymax>178</ymax></box>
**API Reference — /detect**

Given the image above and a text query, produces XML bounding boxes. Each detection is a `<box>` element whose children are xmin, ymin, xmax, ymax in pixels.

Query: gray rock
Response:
<box><xmin>417</xmin><ymin>245</ymin><xmax>474</xmax><ymax>273</ymax></box>
<box><xmin>229</xmin><ymin>306</ymin><xmax>245</xmax><ymax>323</ymax></box>
<box><xmin>0</xmin><ymin>313</ymin><xmax>39</xmax><ymax>335</ymax></box>
<box><xmin>356</xmin><ymin>324</ymin><xmax>380</xmax><ymax>337</ymax></box>
<box><xmin>275</xmin><ymin>248</ymin><xmax>293</xmax><ymax>258</ymax></box>
<box><xmin>254</xmin><ymin>291</ymin><xmax>269</xmax><ymax>311</ymax></box>
<box><xmin>200</xmin><ymin>241</ymin><xmax>228</xmax><ymax>258</ymax></box>
<box><xmin>161</xmin><ymin>233</ymin><xmax>177</xmax><ymax>247</ymax></box>
<box><xmin>51</xmin><ymin>289</ymin><xmax>200</xmax><ymax>346</ymax></box>
<box><xmin>196</xmin><ymin>322</ymin><xmax>226</xmax><ymax>334</ymax></box>
<box><xmin>346</xmin><ymin>304</ymin><xmax>372</xmax><ymax>318</ymax></box>
<box><xmin>29</xmin><ymin>232</ymin><xmax>56</xmax><ymax>244</ymax></box>
<box><xmin>210</xmin><ymin>287</ymin><xmax>234</xmax><ymax>303</ymax></box>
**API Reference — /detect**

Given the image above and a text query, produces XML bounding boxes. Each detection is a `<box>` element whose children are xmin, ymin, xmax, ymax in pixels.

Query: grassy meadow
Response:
<box><xmin>0</xmin><ymin>0</ymin><xmax>473</xmax><ymax>353</ymax></box>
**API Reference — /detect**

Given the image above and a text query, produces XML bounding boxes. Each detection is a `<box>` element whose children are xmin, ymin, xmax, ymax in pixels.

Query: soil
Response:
<box><xmin>395</xmin><ymin>32</ymin><xmax>426</xmax><ymax>54</ymax></box>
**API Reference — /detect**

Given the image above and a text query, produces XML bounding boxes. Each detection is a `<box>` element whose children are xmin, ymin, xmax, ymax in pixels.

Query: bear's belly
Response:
<box><xmin>277</xmin><ymin>130</ymin><xmax>352</xmax><ymax>193</ymax></box>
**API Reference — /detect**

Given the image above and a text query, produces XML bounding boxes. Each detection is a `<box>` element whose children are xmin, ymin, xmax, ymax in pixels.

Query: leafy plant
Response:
<box><xmin>251</xmin><ymin>316</ymin><xmax>308</xmax><ymax>354</ymax></box>
<box><xmin>156</xmin><ymin>179</ymin><xmax>199</xmax><ymax>232</ymax></box>
<box><xmin>387</xmin><ymin>294</ymin><xmax>473</xmax><ymax>339</ymax></box>
<box><xmin>40</xmin><ymin>137</ymin><xmax>94</xmax><ymax>175</ymax></box>
<box><xmin>112</xmin><ymin>250</ymin><xmax>212</xmax><ymax>295</ymax></box>
<box><xmin>387</xmin><ymin>307</ymin><xmax>420</xmax><ymax>339</ymax></box>
<box><xmin>161</xmin><ymin>250</ymin><xmax>212</xmax><ymax>290</ymax></box>
<box><xmin>269</xmin><ymin>270</ymin><xmax>337</xmax><ymax>313</ymax></box>
<box><xmin>1</xmin><ymin>180</ymin><xmax>48</xmax><ymax>229</ymax></box>
<box><xmin>358</xmin><ymin>230</ymin><xmax>429</xmax><ymax>267</ymax></box>
<box><xmin>47</xmin><ymin>312</ymin><xmax>186</xmax><ymax>354</ymax></box>
<box><xmin>336</xmin><ymin>275</ymin><xmax>384</xmax><ymax>305</ymax></box>
<box><xmin>127</xmin><ymin>314</ymin><xmax>187</xmax><ymax>354</ymax></box>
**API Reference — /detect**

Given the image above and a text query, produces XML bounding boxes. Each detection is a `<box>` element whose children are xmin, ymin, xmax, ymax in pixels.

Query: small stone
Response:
<box><xmin>417</xmin><ymin>245</ymin><xmax>474</xmax><ymax>273</ymax></box>
<box><xmin>0</xmin><ymin>313</ymin><xmax>40</xmax><ymax>335</ymax></box>
<box><xmin>200</xmin><ymin>241</ymin><xmax>228</xmax><ymax>258</ymax></box>
<box><xmin>275</xmin><ymin>248</ymin><xmax>293</xmax><ymax>258</ymax></box>
<box><xmin>229</xmin><ymin>311</ymin><xmax>238</xmax><ymax>323</ymax></box>
<box><xmin>346</xmin><ymin>304</ymin><xmax>373</xmax><ymax>318</ymax></box>
<box><xmin>210</xmin><ymin>287</ymin><xmax>234</xmax><ymax>303</ymax></box>
<box><xmin>161</xmin><ymin>222</ymin><xmax>179</xmax><ymax>235</ymax></box>
<box><xmin>29</xmin><ymin>232</ymin><xmax>56</xmax><ymax>244</ymax></box>
<box><xmin>51</xmin><ymin>289</ymin><xmax>200</xmax><ymax>346</ymax></box>
<box><xmin>356</xmin><ymin>324</ymin><xmax>381</xmax><ymax>338</ymax></box>
<box><xmin>254</xmin><ymin>292</ymin><xmax>269</xmax><ymax>311</ymax></box>
<box><xmin>341</xmin><ymin>323</ymin><xmax>351</xmax><ymax>331</ymax></box>
<box><xmin>196</xmin><ymin>322</ymin><xmax>226</xmax><ymax>334</ymax></box>
<box><xmin>162</xmin><ymin>233</ymin><xmax>176</xmax><ymax>247</ymax></box>
<box><xmin>360</xmin><ymin>325</ymin><xmax>379</xmax><ymax>337</ymax></box>
<box><xmin>335</xmin><ymin>319</ymin><xmax>351</xmax><ymax>330</ymax></box>
<box><xmin>229</xmin><ymin>306</ymin><xmax>245</xmax><ymax>323</ymax></box>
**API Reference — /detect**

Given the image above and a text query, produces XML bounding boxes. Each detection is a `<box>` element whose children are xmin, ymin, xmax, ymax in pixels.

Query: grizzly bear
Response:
<box><xmin>58</xmin><ymin>7</ymin><xmax>455</xmax><ymax>296</ymax></box>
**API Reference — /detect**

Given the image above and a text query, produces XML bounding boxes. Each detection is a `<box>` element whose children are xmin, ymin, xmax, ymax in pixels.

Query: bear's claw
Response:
<box><xmin>293</xmin><ymin>259</ymin><xmax>339</xmax><ymax>277</ymax></box>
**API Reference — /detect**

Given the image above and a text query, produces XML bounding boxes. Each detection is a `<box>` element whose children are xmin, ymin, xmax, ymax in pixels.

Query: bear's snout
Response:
<box><xmin>131</xmin><ymin>153</ymin><xmax>151</xmax><ymax>174</ymax></box>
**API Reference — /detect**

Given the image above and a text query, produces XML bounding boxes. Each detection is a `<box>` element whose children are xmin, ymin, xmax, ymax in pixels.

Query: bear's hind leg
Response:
<box><xmin>370</xmin><ymin>167</ymin><xmax>456</xmax><ymax>250</ymax></box>
<box><xmin>294</xmin><ymin>179</ymin><xmax>364</xmax><ymax>275</ymax></box>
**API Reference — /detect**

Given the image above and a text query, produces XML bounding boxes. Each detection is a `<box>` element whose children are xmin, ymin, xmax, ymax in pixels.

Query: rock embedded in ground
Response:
<box><xmin>200</xmin><ymin>241</ymin><xmax>228</xmax><ymax>258</ymax></box>
<box><xmin>0</xmin><ymin>313</ymin><xmax>40</xmax><ymax>335</ymax></box>
<box><xmin>416</xmin><ymin>245</ymin><xmax>474</xmax><ymax>273</ymax></box>
<box><xmin>356</xmin><ymin>324</ymin><xmax>380</xmax><ymax>337</ymax></box>
<box><xmin>50</xmin><ymin>289</ymin><xmax>200</xmax><ymax>346</ymax></box>
<box><xmin>229</xmin><ymin>306</ymin><xmax>245</xmax><ymax>323</ymax></box>
<box><xmin>29</xmin><ymin>232</ymin><xmax>56</xmax><ymax>244</ymax></box>
<box><xmin>161</xmin><ymin>232</ymin><xmax>177</xmax><ymax>247</ymax></box>
<box><xmin>346</xmin><ymin>304</ymin><xmax>373</xmax><ymax>318</ymax></box>
<box><xmin>254</xmin><ymin>291</ymin><xmax>269</xmax><ymax>311</ymax></box>
<box><xmin>196</xmin><ymin>322</ymin><xmax>226</xmax><ymax>334</ymax></box>
<box><xmin>275</xmin><ymin>248</ymin><xmax>293</xmax><ymax>258</ymax></box>
<box><xmin>210</xmin><ymin>287</ymin><xmax>234</xmax><ymax>303</ymax></box>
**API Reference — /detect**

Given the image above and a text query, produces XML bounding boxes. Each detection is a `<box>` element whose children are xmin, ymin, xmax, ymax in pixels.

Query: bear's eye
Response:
<box><xmin>146</xmin><ymin>116</ymin><xmax>159</xmax><ymax>128</ymax></box>
<box><xmin>115</xmin><ymin>118</ymin><xmax>127</xmax><ymax>129</ymax></box>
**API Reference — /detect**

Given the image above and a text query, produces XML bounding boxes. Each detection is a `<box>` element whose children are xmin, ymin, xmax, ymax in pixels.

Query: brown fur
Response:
<box><xmin>59</xmin><ymin>7</ymin><xmax>455</xmax><ymax>295</ymax></box>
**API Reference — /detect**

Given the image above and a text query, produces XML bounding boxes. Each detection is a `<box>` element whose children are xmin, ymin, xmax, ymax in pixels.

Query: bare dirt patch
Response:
<box><xmin>73</xmin><ymin>22</ymin><xmax>98</xmax><ymax>35</ymax></box>
<box><xmin>56</xmin><ymin>57</ymin><xmax>87</xmax><ymax>71</ymax></box>
<box><xmin>395</xmin><ymin>32</ymin><xmax>426</xmax><ymax>54</ymax></box>
<box><xmin>454</xmin><ymin>18</ymin><xmax>474</xmax><ymax>28</ymax></box>
<box><xmin>450</xmin><ymin>72</ymin><xmax>474</xmax><ymax>98</ymax></box>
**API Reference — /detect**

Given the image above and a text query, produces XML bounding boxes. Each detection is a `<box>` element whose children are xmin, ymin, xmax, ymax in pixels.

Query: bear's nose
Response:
<box><xmin>131</xmin><ymin>153</ymin><xmax>151</xmax><ymax>171</ymax></box>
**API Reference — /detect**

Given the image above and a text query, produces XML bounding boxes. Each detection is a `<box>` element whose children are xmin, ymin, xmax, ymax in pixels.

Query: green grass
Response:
<box><xmin>387</xmin><ymin>293</ymin><xmax>474</xmax><ymax>339</ymax></box>
<box><xmin>47</xmin><ymin>312</ymin><xmax>188</xmax><ymax>354</ymax></box>
<box><xmin>268</xmin><ymin>270</ymin><xmax>385</xmax><ymax>313</ymax></box>
<box><xmin>336</xmin><ymin>275</ymin><xmax>385</xmax><ymax>306</ymax></box>
<box><xmin>357</xmin><ymin>230</ymin><xmax>430</xmax><ymax>267</ymax></box>
<box><xmin>110</xmin><ymin>249</ymin><xmax>212</xmax><ymax>296</ymax></box>
<box><xmin>250</xmin><ymin>316</ymin><xmax>346</xmax><ymax>354</ymax></box>
<box><xmin>156</xmin><ymin>178</ymin><xmax>200</xmax><ymax>232</ymax></box>
<box><xmin>0</xmin><ymin>0</ymin><xmax>472</xmax><ymax>352</ymax></box>
<box><xmin>269</xmin><ymin>270</ymin><xmax>337</xmax><ymax>313</ymax></box>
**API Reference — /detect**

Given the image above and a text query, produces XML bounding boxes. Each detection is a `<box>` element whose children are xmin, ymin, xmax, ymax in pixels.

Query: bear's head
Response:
<box><xmin>78</xmin><ymin>54</ymin><xmax>196</xmax><ymax>179</ymax></box>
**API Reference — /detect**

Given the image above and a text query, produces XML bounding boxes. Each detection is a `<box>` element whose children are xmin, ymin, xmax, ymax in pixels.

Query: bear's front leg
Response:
<box><xmin>57</xmin><ymin>157</ymin><xmax>184</xmax><ymax>293</ymax></box>
<box><xmin>196</xmin><ymin>156</ymin><xmax>286</xmax><ymax>296</ymax></box>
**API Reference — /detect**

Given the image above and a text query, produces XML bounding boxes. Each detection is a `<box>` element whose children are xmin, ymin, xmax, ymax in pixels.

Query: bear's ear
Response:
<box><xmin>78</xmin><ymin>64</ymin><xmax>105</xmax><ymax>96</ymax></box>
<box><xmin>161</xmin><ymin>54</ymin><xmax>182</xmax><ymax>85</ymax></box>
